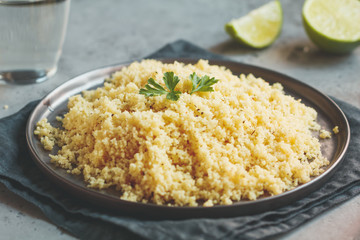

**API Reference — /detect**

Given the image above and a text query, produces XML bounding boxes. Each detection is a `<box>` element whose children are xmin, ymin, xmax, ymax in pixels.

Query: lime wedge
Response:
<box><xmin>225</xmin><ymin>1</ymin><xmax>282</xmax><ymax>49</ymax></box>
<box><xmin>303</xmin><ymin>0</ymin><xmax>360</xmax><ymax>54</ymax></box>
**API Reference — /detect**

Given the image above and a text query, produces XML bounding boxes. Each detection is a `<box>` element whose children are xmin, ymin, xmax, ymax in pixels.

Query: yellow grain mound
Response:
<box><xmin>34</xmin><ymin>59</ymin><xmax>329</xmax><ymax>207</ymax></box>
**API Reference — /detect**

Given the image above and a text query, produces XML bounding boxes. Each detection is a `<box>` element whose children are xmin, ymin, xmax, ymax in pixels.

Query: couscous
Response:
<box><xmin>34</xmin><ymin>59</ymin><xmax>330</xmax><ymax>207</ymax></box>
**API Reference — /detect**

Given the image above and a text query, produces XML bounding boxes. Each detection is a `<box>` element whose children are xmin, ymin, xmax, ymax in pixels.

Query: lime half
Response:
<box><xmin>303</xmin><ymin>0</ymin><xmax>360</xmax><ymax>54</ymax></box>
<box><xmin>225</xmin><ymin>1</ymin><xmax>282</xmax><ymax>49</ymax></box>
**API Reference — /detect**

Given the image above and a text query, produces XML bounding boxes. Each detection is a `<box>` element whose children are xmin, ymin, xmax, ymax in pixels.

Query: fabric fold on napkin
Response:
<box><xmin>1</xmin><ymin>40</ymin><xmax>360</xmax><ymax>240</ymax></box>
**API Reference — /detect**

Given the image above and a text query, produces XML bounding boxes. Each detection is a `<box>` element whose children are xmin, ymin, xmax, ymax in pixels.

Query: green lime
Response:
<box><xmin>225</xmin><ymin>1</ymin><xmax>282</xmax><ymax>49</ymax></box>
<box><xmin>302</xmin><ymin>0</ymin><xmax>360</xmax><ymax>54</ymax></box>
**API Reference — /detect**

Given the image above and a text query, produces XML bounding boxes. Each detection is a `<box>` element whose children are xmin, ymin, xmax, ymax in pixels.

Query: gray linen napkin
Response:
<box><xmin>1</xmin><ymin>40</ymin><xmax>360</xmax><ymax>240</ymax></box>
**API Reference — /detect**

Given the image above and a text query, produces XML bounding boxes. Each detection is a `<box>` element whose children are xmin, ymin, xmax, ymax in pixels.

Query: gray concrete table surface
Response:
<box><xmin>1</xmin><ymin>0</ymin><xmax>359</xmax><ymax>239</ymax></box>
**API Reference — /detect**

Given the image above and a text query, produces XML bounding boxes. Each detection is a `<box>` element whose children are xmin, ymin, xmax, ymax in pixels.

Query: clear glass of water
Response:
<box><xmin>0</xmin><ymin>0</ymin><xmax>70</xmax><ymax>84</ymax></box>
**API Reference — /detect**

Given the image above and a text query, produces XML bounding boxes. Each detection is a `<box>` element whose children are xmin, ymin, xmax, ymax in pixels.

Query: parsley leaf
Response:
<box><xmin>140</xmin><ymin>71</ymin><xmax>219</xmax><ymax>101</ymax></box>
<box><xmin>139</xmin><ymin>78</ymin><xmax>168</xmax><ymax>97</ymax></box>
<box><xmin>189</xmin><ymin>72</ymin><xmax>219</xmax><ymax>95</ymax></box>
<box><xmin>139</xmin><ymin>72</ymin><xmax>182</xmax><ymax>101</ymax></box>
<box><xmin>163</xmin><ymin>72</ymin><xmax>182</xmax><ymax>101</ymax></box>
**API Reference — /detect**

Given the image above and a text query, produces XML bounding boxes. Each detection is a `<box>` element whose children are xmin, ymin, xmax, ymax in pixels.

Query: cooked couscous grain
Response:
<box><xmin>34</xmin><ymin>59</ymin><xmax>329</xmax><ymax>206</ymax></box>
<box><xmin>319</xmin><ymin>129</ymin><xmax>332</xmax><ymax>139</ymax></box>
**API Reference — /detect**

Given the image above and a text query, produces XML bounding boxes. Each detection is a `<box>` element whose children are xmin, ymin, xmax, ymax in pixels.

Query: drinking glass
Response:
<box><xmin>0</xmin><ymin>0</ymin><xmax>70</xmax><ymax>84</ymax></box>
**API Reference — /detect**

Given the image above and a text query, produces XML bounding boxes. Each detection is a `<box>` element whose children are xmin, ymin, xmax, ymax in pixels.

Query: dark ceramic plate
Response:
<box><xmin>26</xmin><ymin>59</ymin><xmax>350</xmax><ymax>219</ymax></box>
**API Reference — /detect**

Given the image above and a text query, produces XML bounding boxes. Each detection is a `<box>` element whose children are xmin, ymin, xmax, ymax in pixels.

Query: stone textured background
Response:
<box><xmin>0</xmin><ymin>0</ymin><xmax>359</xmax><ymax>239</ymax></box>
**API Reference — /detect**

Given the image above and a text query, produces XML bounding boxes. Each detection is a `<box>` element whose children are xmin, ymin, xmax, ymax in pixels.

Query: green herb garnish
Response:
<box><xmin>139</xmin><ymin>72</ymin><xmax>219</xmax><ymax>101</ymax></box>
<box><xmin>189</xmin><ymin>72</ymin><xmax>219</xmax><ymax>95</ymax></box>
<box><xmin>139</xmin><ymin>72</ymin><xmax>181</xmax><ymax>101</ymax></box>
